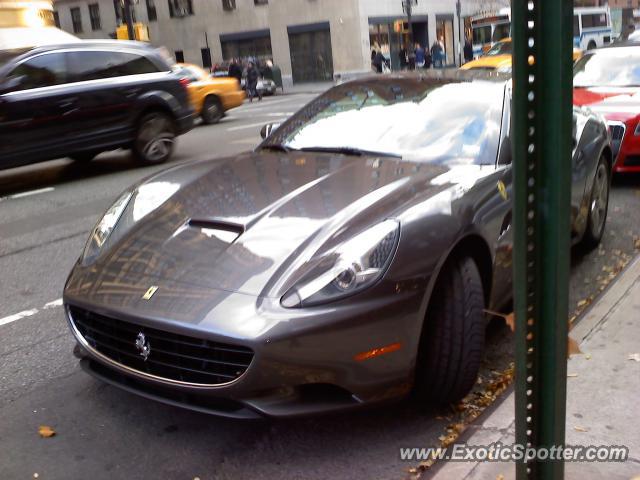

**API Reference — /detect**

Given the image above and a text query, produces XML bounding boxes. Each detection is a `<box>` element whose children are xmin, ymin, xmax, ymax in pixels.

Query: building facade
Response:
<box><xmin>53</xmin><ymin>0</ymin><xmax>507</xmax><ymax>86</ymax></box>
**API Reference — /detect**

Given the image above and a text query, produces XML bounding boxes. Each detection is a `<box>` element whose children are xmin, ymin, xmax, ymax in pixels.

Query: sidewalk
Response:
<box><xmin>428</xmin><ymin>256</ymin><xmax>640</xmax><ymax>480</ymax></box>
<box><xmin>279</xmin><ymin>81</ymin><xmax>333</xmax><ymax>95</ymax></box>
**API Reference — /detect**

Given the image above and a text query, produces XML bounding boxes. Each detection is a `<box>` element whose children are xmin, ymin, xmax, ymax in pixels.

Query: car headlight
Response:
<box><xmin>81</xmin><ymin>190</ymin><xmax>133</xmax><ymax>265</ymax></box>
<box><xmin>281</xmin><ymin>219</ymin><xmax>400</xmax><ymax>308</ymax></box>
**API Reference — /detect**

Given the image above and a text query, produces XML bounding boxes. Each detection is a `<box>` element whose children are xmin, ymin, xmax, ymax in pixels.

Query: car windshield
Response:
<box><xmin>262</xmin><ymin>79</ymin><xmax>504</xmax><ymax>165</ymax></box>
<box><xmin>574</xmin><ymin>48</ymin><xmax>640</xmax><ymax>87</ymax></box>
<box><xmin>485</xmin><ymin>41</ymin><xmax>512</xmax><ymax>56</ymax></box>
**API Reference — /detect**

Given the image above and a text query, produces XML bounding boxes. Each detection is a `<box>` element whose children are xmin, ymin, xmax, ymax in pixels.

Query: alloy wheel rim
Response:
<box><xmin>590</xmin><ymin>163</ymin><xmax>608</xmax><ymax>235</ymax></box>
<box><xmin>138</xmin><ymin>115</ymin><xmax>174</xmax><ymax>161</ymax></box>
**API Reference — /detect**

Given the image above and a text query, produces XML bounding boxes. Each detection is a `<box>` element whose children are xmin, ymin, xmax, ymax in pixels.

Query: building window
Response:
<box><xmin>175</xmin><ymin>50</ymin><xmax>184</xmax><ymax>62</ymax></box>
<box><xmin>220</xmin><ymin>30</ymin><xmax>272</xmax><ymax>62</ymax></box>
<box><xmin>201</xmin><ymin>48</ymin><xmax>212</xmax><ymax>69</ymax></box>
<box><xmin>89</xmin><ymin>4</ymin><xmax>101</xmax><ymax>31</ymax></box>
<box><xmin>168</xmin><ymin>0</ymin><xmax>193</xmax><ymax>17</ymax></box>
<box><xmin>70</xmin><ymin>7</ymin><xmax>82</xmax><ymax>33</ymax></box>
<box><xmin>53</xmin><ymin>10</ymin><xmax>60</xmax><ymax>28</ymax></box>
<box><xmin>222</xmin><ymin>0</ymin><xmax>236</xmax><ymax>11</ymax></box>
<box><xmin>146</xmin><ymin>0</ymin><xmax>157</xmax><ymax>21</ymax></box>
<box><xmin>254</xmin><ymin>0</ymin><xmax>268</xmax><ymax>5</ymax></box>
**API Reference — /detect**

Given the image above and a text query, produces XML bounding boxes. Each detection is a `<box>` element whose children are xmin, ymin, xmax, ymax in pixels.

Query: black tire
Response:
<box><xmin>581</xmin><ymin>156</ymin><xmax>610</xmax><ymax>250</ymax></box>
<box><xmin>587</xmin><ymin>41</ymin><xmax>597</xmax><ymax>50</ymax></box>
<box><xmin>201</xmin><ymin>96</ymin><xmax>223</xmax><ymax>124</ymax></box>
<box><xmin>415</xmin><ymin>256</ymin><xmax>485</xmax><ymax>405</ymax></box>
<box><xmin>69</xmin><ymin>151</ymin><xmax>99</xmax><ymax>162</ymax></box>
<box><xmin>132</xmin><ymin>111</ymin><xmax>175</xmax><ymax>165</ymax></box>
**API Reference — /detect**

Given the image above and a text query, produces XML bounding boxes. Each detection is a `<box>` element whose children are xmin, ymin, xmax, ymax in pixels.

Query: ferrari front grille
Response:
<box><xmin>68</xmin><ymin>306</ymin><xmax>253</xmax><ymax>386</ymax></box>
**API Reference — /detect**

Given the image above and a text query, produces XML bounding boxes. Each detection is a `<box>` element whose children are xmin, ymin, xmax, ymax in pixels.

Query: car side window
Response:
<box><xmin>67</xmin><ymin>51</ymin><xmax>160</xmax><ymax>82</ymax></box>
<box><xmin>7</xmin><ymin>53</ymin><xmax>67</xmax><ymax>91</ymax></box>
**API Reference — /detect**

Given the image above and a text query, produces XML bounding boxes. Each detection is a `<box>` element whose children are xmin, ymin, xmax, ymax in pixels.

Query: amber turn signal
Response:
<box><xmin>354</xmin><ymin>342</ymin><xmax>402</xmax><ymax>361</ymax></box>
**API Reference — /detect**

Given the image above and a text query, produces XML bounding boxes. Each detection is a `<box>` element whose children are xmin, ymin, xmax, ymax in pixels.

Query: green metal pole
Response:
<box><xmin>512</xmin><ymin>0</ymin><xmax>572</xmax><ymax>479</ymax></box>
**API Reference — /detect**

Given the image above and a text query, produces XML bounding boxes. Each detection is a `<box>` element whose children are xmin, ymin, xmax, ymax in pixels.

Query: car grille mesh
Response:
<box><xmin>69</xmin><ymin>306</ymin><xmax>253</xmax><ymax>385</ymax></box>
<box><xmin>608</xmin><ymin>123</ymin><xmax>625</xmax><ymax>161</ymax></box>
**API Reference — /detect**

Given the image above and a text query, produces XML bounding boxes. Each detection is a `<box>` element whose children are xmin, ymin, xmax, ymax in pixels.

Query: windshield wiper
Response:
<box><xmin>299</xmin><ymin>146</ymin><xmax>402</xmax><ymax>158</ymax></box>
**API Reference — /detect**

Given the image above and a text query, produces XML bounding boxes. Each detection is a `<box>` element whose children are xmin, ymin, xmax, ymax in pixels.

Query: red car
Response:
<box><xmin>573</xmin><ymin>42</ymin><xmax>640</xmax><ymax>173</ymax></box>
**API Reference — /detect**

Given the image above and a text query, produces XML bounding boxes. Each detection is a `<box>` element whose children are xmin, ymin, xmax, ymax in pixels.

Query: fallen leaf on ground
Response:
<box><xmin>38</xmin><ymin>425</ymin><xmax>55</xmax><ymax>438</ymax></box>
<box><xmin>496</xmin><ymin>475</ymin><xmax>505</xmax><ymax>480</ymax></box>
<box><xmin>585</xmin><ymin>353</ymin><xmax>592</xmax><ymax>360</ymax></box>
<box><xmin>568</xmin><ymin>337</ymin><xmax>582</xmax><ymax>357</ymax></box>
<box><xmin>628</xmin><ymin>353</ymin><xmax>640</xmax><ymax>362</ymax></box>
<box><xmin>567</xmin><ymin>373</ymin><xmax>578</xmax><ymax>378</ymax></box>
<box><xmin>574</xmin><ymin>425</ymin><xmax>589</xmax><ymax>432</ymax></box>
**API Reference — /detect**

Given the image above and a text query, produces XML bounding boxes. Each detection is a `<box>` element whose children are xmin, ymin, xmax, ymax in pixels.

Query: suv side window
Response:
<box><xmin>7</xmin><ymin>53</ymin><xmax>67</xmax><ymax>91</ymax></box>
<box><xmin>68</xmin><ymin>51</ymin><xmax>160</xmax><ymax>82</ymax></box>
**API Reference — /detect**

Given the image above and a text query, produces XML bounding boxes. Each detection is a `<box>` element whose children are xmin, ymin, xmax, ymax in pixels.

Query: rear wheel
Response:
<box><xmin>581</xmin><ymin>156</ymin><xmax>610</xmax><ymax>250</ymax></box>
<box><xmin>587</xmin><ymin>41</ymin><xmax>597</xmax><ymax>50</ymax></box>
<box><xmin>201</xmin><ymin>96</ymin><xmax>223</xmax><ymax>124</ymax></box>
<box><xmin>132</xmin><ymin>111</ymin><xmax>175</xmax><ymax>165</ymax></box>
<box><xmin>415</xmin><ymin>256</ymin><xmax>485</xmax><ymax>405</ymax></box>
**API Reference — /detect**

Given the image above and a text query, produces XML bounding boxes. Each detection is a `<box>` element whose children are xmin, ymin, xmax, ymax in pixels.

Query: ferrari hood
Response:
<box><xmin>67</xmin><ymin>152</ymin><xmax>476</xmax><ymax>300</ymax></box>
<box><xmin>573</xmin><ymin>86</ymin><xmax>640</xmax><ymax>121</ymax></box>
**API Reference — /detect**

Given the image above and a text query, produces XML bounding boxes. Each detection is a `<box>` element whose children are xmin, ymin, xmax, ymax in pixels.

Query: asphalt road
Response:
<box><xmin>1</xmin><ymin>92</ymin><xmax>639</xmax><ymax>480</ymax></box>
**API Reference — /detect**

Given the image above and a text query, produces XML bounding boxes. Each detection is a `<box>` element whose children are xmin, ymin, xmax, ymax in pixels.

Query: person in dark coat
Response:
<box><xmin>464</xmin><ymin>36</ymin><xmax>474</xmax><ymax>63</ymax></box>
<box><xmin>228</xmin><ymin>59</ymin><xmax>242</xmax><ymax>84</ymax></box>
<box><xmin>246</xmin><ymin>61</ymin><xmax>262</xmax><ymax>102</ymax></box>
<box><xmin>399</xmin><ymin>45</ymin><xmax>408</xmax><ymax>70</ymax></box>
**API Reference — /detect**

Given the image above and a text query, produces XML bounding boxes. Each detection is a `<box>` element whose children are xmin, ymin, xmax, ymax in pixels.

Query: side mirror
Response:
<box><xmin>0</xmin><ymin>76</ymin><xmax>23</xmax><ymax>95</ymax></box>
<box><xmin>497</xmin><ymin>136</ymin><xmax>512</xmax><ymax>165</ymax></box>
<box><xmin>260</xmin><ymin>122</ymin><xmax>280</xmax><ymax>139</ymax></box>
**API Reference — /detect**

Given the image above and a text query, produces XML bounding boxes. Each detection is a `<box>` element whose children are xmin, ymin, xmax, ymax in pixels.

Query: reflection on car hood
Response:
<box><xmin>573</xmin><ymin>86</ymin><xmax>640</xmax><ymax>120</ymax></box>
<box><xmin>69</xmin><ymin>152</ymin><xmax>490</xmax><ymax>299</ymax></box>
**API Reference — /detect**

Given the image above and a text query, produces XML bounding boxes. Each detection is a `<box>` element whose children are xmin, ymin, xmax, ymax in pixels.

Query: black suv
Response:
<box><xmin>0</xmin><ymin>41</ymin><xmax>194</xmax><ymax>169</ymax></box>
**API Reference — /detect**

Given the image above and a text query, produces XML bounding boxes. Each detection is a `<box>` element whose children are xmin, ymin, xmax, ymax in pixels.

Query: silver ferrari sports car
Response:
<box><xmin>64</xmin><ymin>72</ymin><xmax>611</xmax><ymax>418</ymax></box>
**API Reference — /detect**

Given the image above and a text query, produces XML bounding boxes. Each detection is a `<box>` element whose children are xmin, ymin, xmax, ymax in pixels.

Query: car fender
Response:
<box><xmin>132</xmin><ymin>90</ymin><xmax>184</xmax><ymax>122</ymax></box>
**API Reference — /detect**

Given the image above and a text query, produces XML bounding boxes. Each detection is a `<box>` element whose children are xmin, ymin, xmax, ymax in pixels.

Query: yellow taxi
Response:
<box><xmin>175</xmin><ymin>63</ymin><xmax>245</xmax><ymax>124</ymax></box>
<box><xmin>460</xmin><ymin>38</ymin><xmax>582</xmax><ymax>74</ymax></box>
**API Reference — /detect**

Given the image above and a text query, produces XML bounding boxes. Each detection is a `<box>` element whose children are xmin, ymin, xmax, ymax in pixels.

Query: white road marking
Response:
<box><xmin>0</xmin><ymin>309</ymin><xmax>39</xmax><ymax>327</ymax></box>
<box><xmin>0</xmin><ymin>187</ymin><xmax>54</xmax><ymax>202</ymax></box>
<box><xmin>43</xmin><ymin>298</ymin><xmax>63</xmax><ymax>309</ymax></box>
<box><xmin>226</xmin><ymin>118</ymin><xmax>289</xmax><ymax>132</ymax></box>
<box><xmin>0</xmin><ymin>298</ymin><xmax>63</xmax><ymax>327</ymax></box>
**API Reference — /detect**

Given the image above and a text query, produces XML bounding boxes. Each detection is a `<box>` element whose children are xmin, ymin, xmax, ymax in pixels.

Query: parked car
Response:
<box><xmin>573</xmin><ymin>41</ymin><xmax>640</xmax><ymax>173</ymax></box>
<box><xmin>240</xmin><ymin>77</ymin><xmax>277</xmax><ymax>96</ymax></box>
<box><xmin>174</xmin><ymin>63</ymin><xmax>244</xmax><ymax>124</ymax></box>
<box><xmin>0</xmin><ymin>40</ymin><xmax>194</xmax><ymax>169</ymax></box>
<box><xmin>64</xmin><ymin>72</ymin><xmax>611</xmax><ymax>418</ymax></box>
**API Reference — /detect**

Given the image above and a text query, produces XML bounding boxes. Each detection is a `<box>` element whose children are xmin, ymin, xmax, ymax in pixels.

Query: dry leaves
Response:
<box><xmin>38</xmin><ymin>425</ymin><xmax>55</xmax><ymax>438</ymax></box>
<box><xmin>568</xmin><ymin>336</ymin><xmax>582</xmax><ymax>356</ymax></box>
<box><xmin>574</xmin><ymin>425</ymin><xmax>589</xmax><ymax>432</ymax></box>
<box><xmin>567</xmin><ymin>373</ymin><xmax>579</xmax><ymax>378</ymax></box>
<box><xmin>628</xmin><ymin>353</ymin><xmax>640</xmax><ymax>362</ymax></box>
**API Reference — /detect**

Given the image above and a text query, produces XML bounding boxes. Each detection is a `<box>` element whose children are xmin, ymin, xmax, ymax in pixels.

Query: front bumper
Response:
<box><xmin>64</xmin><ymin>286</ymin><xmax>422</xmax><ymax>418</ymax></box>
<box><xmin>175</xmin><ymin>110</ymin><xmax>195</xmax><ymax>135</ymax></box>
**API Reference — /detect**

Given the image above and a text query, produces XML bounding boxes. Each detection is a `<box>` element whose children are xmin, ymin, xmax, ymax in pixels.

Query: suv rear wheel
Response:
<box><xmin>415</xmin><ymin>256</ymin><xmax>485</xmax><ymax>405</ymax></box>
<box><xmin>133</xmin><ymin>111</ymin><xmax>175</xmax><ymax>164</ymax></box>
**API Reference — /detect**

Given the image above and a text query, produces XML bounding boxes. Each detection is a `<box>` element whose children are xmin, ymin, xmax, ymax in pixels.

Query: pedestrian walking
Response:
<box><xmin>430</xmin><ymin>40</ymin><xmax>442</xmax><ymax>68</ymax></box>
<box><xmin>228</xmin><ymin>58</ymin><xmax>242</xmax><ymax>84</ymax></box>
<box><xmin>399</xmin><ymin>45</ymin><xmax>408</xmax><ymax>70</ymax></box>
<box><xmin>246</xmin><ymin>61</ymin><xmax>262</xmax><ymax>102</ymax></box>
<box><xmin>464</xmin><ymin>36</ymin><xmax>474</xmax><ymax>63</ymax></box>
<box><xmin>372</xmin><ymin>50</ymin><xmax>385</xmax><ymax>73</ymax></box>
<box><xmin>438</xmin><ymin>36</ymin><xmax>446</xmax><ymax>67</ymax></box>
<box><xmin>414</xmin><ymin>43</ymin><xmax>425</xmax><ymax>68</ymax></box>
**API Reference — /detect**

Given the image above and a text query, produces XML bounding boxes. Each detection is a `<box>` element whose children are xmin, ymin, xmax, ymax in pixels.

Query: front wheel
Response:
<box><xmin>132</xmin><ymin>111</ymin><xmax>176</xmax><ymax>165</ymax></box>
<box><xmin>415</xmin><ymin>256</ymin><xmax>485</xmax><ymax>405</ymax></box>
<box><xmin>581</xmin><ymin>156</ymin><xmax>610</xmax><ymax>250</ymax></box>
